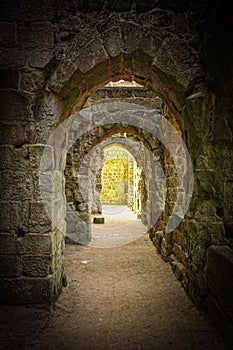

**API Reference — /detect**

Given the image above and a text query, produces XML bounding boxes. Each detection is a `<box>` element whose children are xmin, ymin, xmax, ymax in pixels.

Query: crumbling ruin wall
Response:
<box><xmin>0</xmin><ymin>4</ymin><xmax>233</xmax><ymax>342</ymax></box>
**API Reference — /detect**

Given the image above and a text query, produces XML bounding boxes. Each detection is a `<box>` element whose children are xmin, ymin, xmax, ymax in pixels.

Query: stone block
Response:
<box><xmin>153</xmin><ymin>37</ymin><xmax>194</xmax><ymax>88</ymax></box>
<box><xmin>194</xmin><ymin>199</ymin><xmax>221</xmax><ymax>223</ymax></box>
<box><xmin>74</xmin><ymin>37</ymin><xmax>109</xmax><ymax>74</ymax></box>
<box><xmin>20</xmin><ymin>70</ymin><xmax>46</xmax><ymax>92</ymax></box>
<box><xmin>32</xmin><ymin>170</ymin><xmax>55</xmax><ymax>202</ymax></box>
<box><xmin>102</xmin><ymin>26</ymin><xmax>123</xmax><ymax>58</ymax></box>
<box><xmin>0</xmin><ymin>121</ymin><xmax>36</xmax><ymax>146</ymax></box>
<box><xmin>0</xmin><ymin>276</ymin><xmax>56</xmax><ymax>304</ymax></box>
<box><xmin>171</xmin><ymin>260</ymin><xmax>186</xmax><ymax>281</ymax></box>
<box><xmin>22</xmin><ymin>255</ymin><xmax>54</xmax><ymax>277</ymax></box>
<box><xmin>0</xmin><ymin>233</ymin><xmax>17</xmax><ymax>254</ymax></box>
<box><xmin>207</xmin><ymin>245</ymin><xmax>233</xmax><ymax>321</ymax></box>
<box><xmin>0</xmin><ymin>255</ymin><xmax>22</xmax><ymax>277</ymax></box>
<box><xmin>25</xmin><ymin>144</ymin><xmax>54</xmax><ymax>171</ymax></box>
<box><xmin>173</xmin><ymin>229</ymin><xmax>187</xmax><ymax>247</ymax></box>
<box><xmin>77</xmin><ymin>202</ymin><xmax>88</xmax><ymax>212</ymax></box>
<box><xmin>53</xmin><ymin>171</ymin><xmax>64</xmax><ymax>195</ymax></box>
<box><xmin>120</xmin><ymin>22</ymin><xmax>143</xmax><ymax>54</ymax></box>
<box><xmin>0</xmin><ymin>170</ymin><xmax>34</xmax><ymax>201</ymax></box>
<box><xmin>0</xmin><ymin>145</ymin><xmax>30</xmax><ymax>171</ymax></box>
<box><xmin>139</xmin><ymin>31</ymin><xmax>163</xmax><ymax>59</ymax></box>
<box><xmin>54</xmin><ymin>248</ymin><xmax>64</xmax><ymax>273</ymax></box>
<box><xmin>29</xmin><ymin>49</ymin><xmax>54</xmax><ymax>68</ymax></box>
<box><xmin>28</xmin><ymin>201</ymin><xmax>52</xmax><ymax>233</ymax></box>
<box><xmin>173</xmin><ymin>242</ymin><xmax>183</xmax><ymax>261</ymax></box>
<box><xmin>93</xmin><ymin>217</ymin><xmax>105</xmax><ymax>224</ymax></box>
<box><xmin>54</xmin><ymin>229</ymin><xmax>65</xmax><ymax>251</ymax></box>
<box><xmin>151</xmin><ymin>230</ymin><xmax>163</xmax><ymax>250</ymax></box>
<box><xmin>70</xmin><ymin>28</ymin><xmax>98</xmax><ymax>55</ymax></box>
<box><xmin>47</xmin><ymin>59</ymin><xmax>77</xmax><ymax>94</ymax></box>
<box><xmin>195</xmin><ymin>169</ymin><xmax>222</xmax><ymax>197</ymax></box>
<box><xmin>52</xmin><ymin>197</ymin><xmax>66</xmax><ymax>230</ymax></box>
<box><xmin>22</xmin><ymin>233</ymin><xmax>55</xmax><ymax>255</ymax></box>
<box><xmin>17</xmin><ymin>22</ymin><xmax>54</xmax><ymax>49</ymax></box>
<box><xmin>0</xmin><ymin>201</ymin><xmax>29</xmax><ymax>232</ymax></box>
<box><xmin>18</xmin><ymin>0</ymin><xmax>55</xmax><ymax>21</ymax></box>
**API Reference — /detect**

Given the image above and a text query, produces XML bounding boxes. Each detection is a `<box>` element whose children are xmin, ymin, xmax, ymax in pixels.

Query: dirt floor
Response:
<box><xmin>0</xmin><ymin>207</ymin><xmax>229</xmax><ymax>350</ymax></box>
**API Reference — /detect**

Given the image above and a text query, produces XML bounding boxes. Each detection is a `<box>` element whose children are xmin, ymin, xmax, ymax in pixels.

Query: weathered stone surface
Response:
<box><xmin>22</xmin><ymin>255</ymin><xmax>54</xmax><ymax>277</ymax></box>
<box><xmin>25</xmin><ymin>144</ymin><xmax>54</xmax><ymax>171</ymax></box>
<box><xmin>0</xmin><ymin>121</ymin><xmax>36</xmax><ymax>146</ymax></box>
<box><xmin>120</xmin><ymin>22</ymin><xmax>144</xmax><ymax>54</ymax></box>
<box><xmin>29</xmin><ymin>49</ymin><xmax>54</xmax><ymax>68</ymax></box>
<box><xmin>171</xmin><ymin>259</ymin><xmax>186</xmax><ymax>281</ymax></box>
<box><xmin>17</xmin><ymin>22</ymin><xmax>54</xmax><ymax>49</ymax></box>
<box><xmin>0</xmin><ymin>171</ymin><xmax>34</xmax><ymax>201</ymax></box>
<box><xmin>28</xmin><ymin>201</ymin><xmax>52</xmax><ymax>233</ymax></box>
<box><xmin>22</xmin><ymin>234</ymin><xmax>55</xmax><ymax>255</ymax></box>
<box><xmin>153</xmin><ymin>36</ymin><xmax>200</xmax><ymax>88</ymax></box>
<box><xmin>0</xmin><ymin>234</ymin><xmax>17</xmax><ymax>254</ymax></box>
<box><xmin>0</xmin><ymin>145</ymin><xmax>30</xmax><ymax>170</ymax></box>
<box><xmin>0</xmin><ymin>255</ymin><xmax>22</xmax><ymax>277</ymax></box>
<box><xmin>20</xmin><ymin>70</ymin><xmax>46</xmax><ymax>92</ymax></box>
<box><xmin>18</xmin><ymin>0</ymin><xmax>55</xmax><ymax>21</ymax></box>
<box><xmin>101</xmin><ymin>26</ymin><xmax>123</xmax><ymax>58</ymax></box>
<box><xmin>73</xmin><ymin>37</ymin><xmax>109</xmax><ymax>74</ymax></box>
<box><xmin>0</xmin><ymin>276</ymin><xmax>56</xmax><ymax>304</ymax></box>
<box><xmin>0</xmin><ymin>6</ymin><xmax>232</xmax><ymax>343</ymax></box>
<box><xmin>0</xmin><ymin>201</ymin><xmax>29</xmax><ymax>233</ymax></box>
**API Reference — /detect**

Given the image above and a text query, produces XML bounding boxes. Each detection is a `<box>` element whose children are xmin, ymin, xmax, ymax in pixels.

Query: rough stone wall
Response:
<box><xmin>65</xmin><ymin>142</ymin><xmax>103</xmax><ymax>245</ymax></box>
<box><xmin>100</xmin><ymin>146</ymin><xmax>133</xmax><ymax>205</ymax></box>
<box><xmin>0</xmin><ymin>3</ymin><xmax>233</xmax><ymax>344</ymax></box>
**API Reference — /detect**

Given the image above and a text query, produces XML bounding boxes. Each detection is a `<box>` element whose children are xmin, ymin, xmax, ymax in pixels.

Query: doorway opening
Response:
<box><xmin>100</xmin><ymin>144</ymin><xmax>142</xmax><ymax>215</ymax></box>
<box><xmin>65</xmin><ymin>78</ymin><xmax>162</xmax><ymax>248</ymax></box>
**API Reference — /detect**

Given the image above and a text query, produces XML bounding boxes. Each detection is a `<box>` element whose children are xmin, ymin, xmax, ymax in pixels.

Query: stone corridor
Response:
<box><xmin>1</xmin><ymin>0</ymin><xmax>233</xmax><ymax>348</ymax></box>
<box><xmin>0</xmin><ymin>234</ymin><xmax>228</xmax><ymax>350</ymax></box>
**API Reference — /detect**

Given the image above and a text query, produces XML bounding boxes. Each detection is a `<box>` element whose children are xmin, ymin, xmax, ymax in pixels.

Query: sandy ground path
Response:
<box><xmin>0</xmin><ymin>207</ymin><xmax>229</xmax><ymax>350</ymax></box>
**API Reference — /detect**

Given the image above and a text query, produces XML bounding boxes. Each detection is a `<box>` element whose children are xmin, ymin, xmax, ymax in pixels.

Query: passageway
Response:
<box><xmin>0</xmin><ymin>234</ymin><xmax>227</xmax><ymax>350</ymax></box>
<box><xmin>1</xmin><ymin>1</ymin><xmax>233</xmax><ymax>347</ymax></box>
<box><xmin>91</xmin><ymin>205</ymin><xmax>147</xmax><ymax>248</ymax></box>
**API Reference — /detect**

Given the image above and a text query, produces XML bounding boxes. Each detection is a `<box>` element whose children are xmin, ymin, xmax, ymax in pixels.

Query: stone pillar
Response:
<box><xmin>0</xmin><ymin>143</ymin><xmax>65</xmax><ymax>304</ymax></box>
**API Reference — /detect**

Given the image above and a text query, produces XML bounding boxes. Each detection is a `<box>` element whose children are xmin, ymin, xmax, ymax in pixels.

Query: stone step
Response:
<box><xmin>93</xmin><ymin>216</ymin><xmax>105</xmax><ymax>224</ymax></box>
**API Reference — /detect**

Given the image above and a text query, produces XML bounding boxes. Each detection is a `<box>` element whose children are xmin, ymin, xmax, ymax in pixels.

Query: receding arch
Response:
<box><xmin>36</xmin><ymin>21</ymin><xmax>205</xmax><ymax>137</ymax></box>
<box><xmin>36</xmin><ymin>20</ymin><xmax>217</xmax><ymax>308</ymax></box>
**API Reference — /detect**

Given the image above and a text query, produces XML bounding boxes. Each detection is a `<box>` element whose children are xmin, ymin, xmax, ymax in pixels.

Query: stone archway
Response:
<box><xmin>99</xmin><ymin>140</ymin><xmax>146</xmax><ymax>214</ymax></box>
<box><xmin>0</xmin><ymin>16</ymin><xmax>226</xmax><ymax>309</ymax></box>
